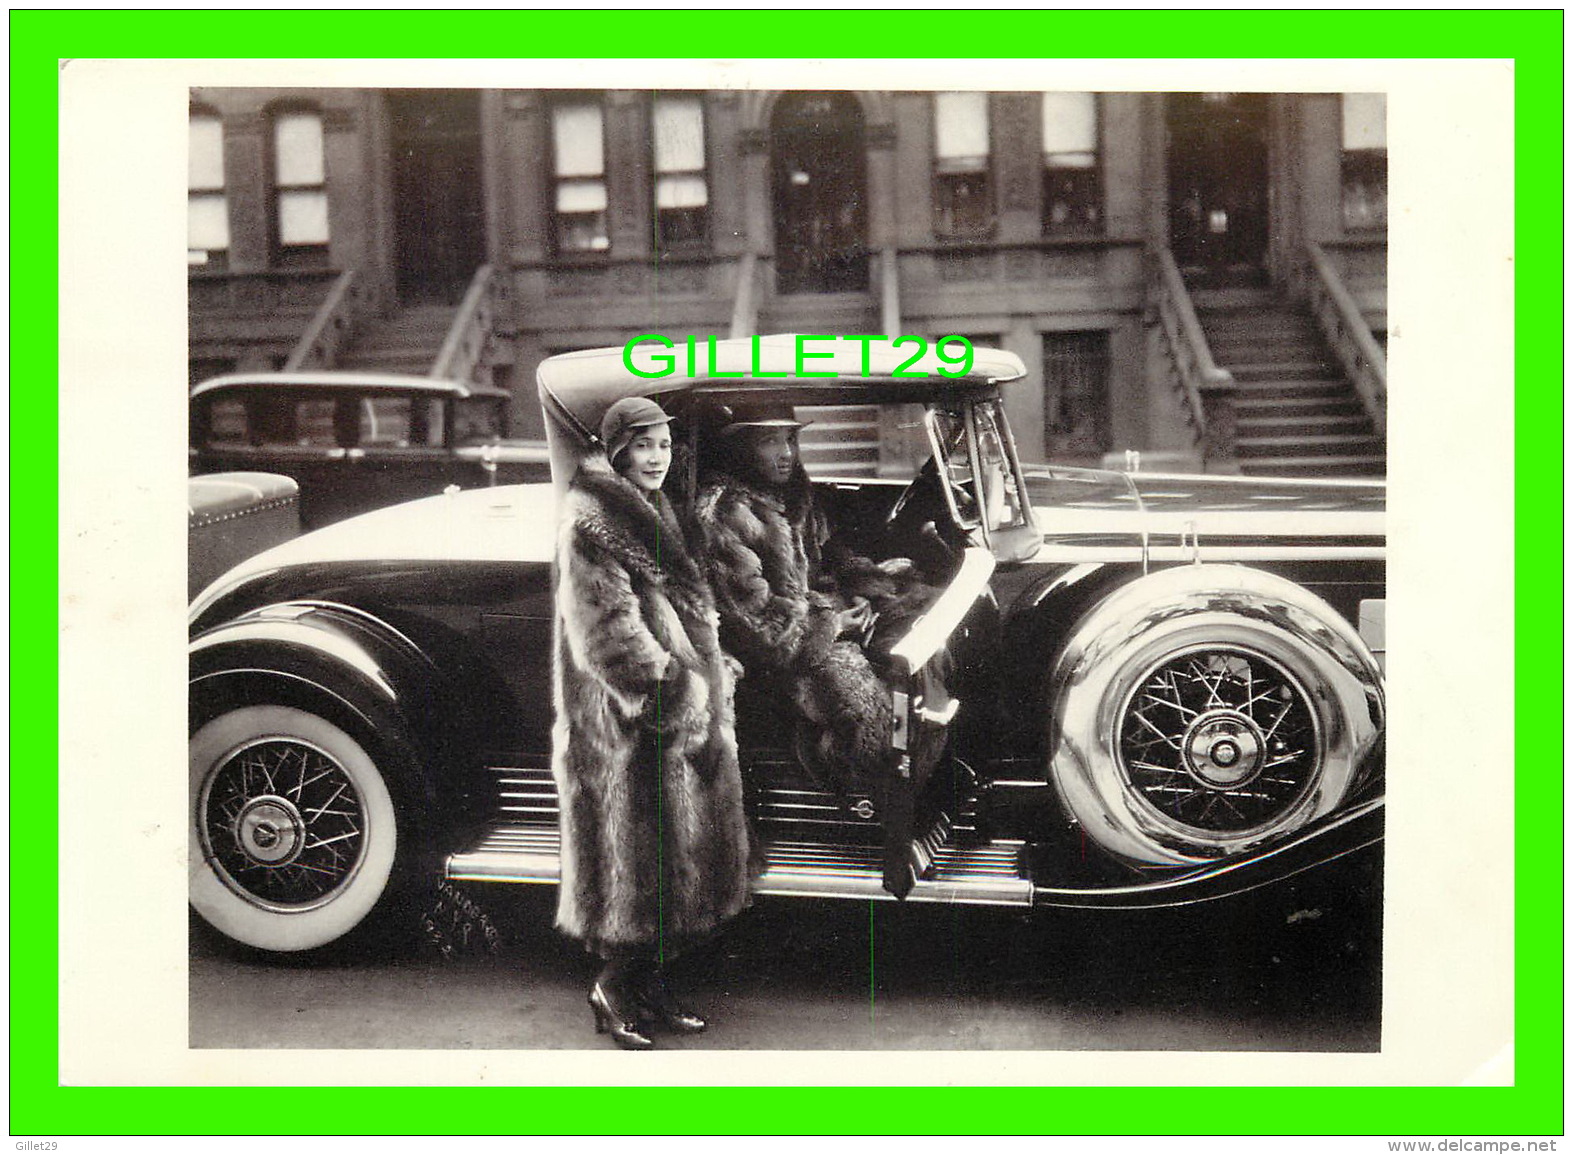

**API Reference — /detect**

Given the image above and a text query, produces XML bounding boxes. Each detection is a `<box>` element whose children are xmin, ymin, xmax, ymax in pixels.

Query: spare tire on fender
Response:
<box><xmin>1046</xmin><ymin>564</ymin><xmax>1384</xmax><ymax>867</ymax></box>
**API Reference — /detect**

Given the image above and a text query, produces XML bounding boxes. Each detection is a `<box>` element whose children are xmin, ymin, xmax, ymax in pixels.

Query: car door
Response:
<box><xmin>872</xmin><ymin>397</ymin><xmax>1040</xmax><ymax>896</ymax></box>
<box><xmin>879</xmin><ymin>543</ymin><xmax>996</xmax><ymax>897</ymax></box>
<box><xmin>353</xmin><ymin>393</ymin><xmax>479</xmax><ymax>514</ymax></box>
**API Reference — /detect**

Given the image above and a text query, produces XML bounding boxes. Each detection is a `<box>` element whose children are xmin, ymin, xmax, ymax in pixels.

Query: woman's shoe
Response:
<box><xmin>589</xmin><ymin>982</ymin><xmax>655</xmax><ymax>1050</ymax></box>
<box><xmin>637</xmin><ymin>971</ymin><xmax>707</xmax><ymax>1034</ymax></box>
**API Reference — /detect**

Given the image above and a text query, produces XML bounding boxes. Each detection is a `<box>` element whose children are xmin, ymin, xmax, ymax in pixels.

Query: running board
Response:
<box><xmin>445</xmin><ymin>823</ymin><xmax>1035</xmax><ymax>907</ymax></box>
<box><xmin>444</xmin><ymin>797</ymin><xmax>1385</xmax><ymax>910</ymax></box>
<box><xmin>756</xmin><ymin>837</ymin><xmax>1032</xmax><ymax>905</ymax></box>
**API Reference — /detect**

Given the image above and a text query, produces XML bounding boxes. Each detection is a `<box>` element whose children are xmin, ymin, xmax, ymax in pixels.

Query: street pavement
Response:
<box><xmin>190</xmin><ymin>853</ymin><xmax>1381</xmax><ymax>1053</ymax></box>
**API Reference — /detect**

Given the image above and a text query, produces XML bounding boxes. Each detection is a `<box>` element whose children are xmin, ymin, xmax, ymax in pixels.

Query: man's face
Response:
<box><xmin>748</xmin><ymin>427</ymin><xmax>798</xmax><ymax>485</ymax></box>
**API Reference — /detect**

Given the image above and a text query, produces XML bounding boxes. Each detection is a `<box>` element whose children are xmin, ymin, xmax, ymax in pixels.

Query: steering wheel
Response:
<box><xmin>887</xmin><ymin>458</ymin><xmax>975</xmax><ymax>529</ymax></box>
<box><xmin>885</xmin><ymin>460</ymin><xmax>973</xmax><ymax>572</ymax></box>
<box><xmin>885</xmin><ymin>459</ymin><xmax>937</xmax><ymax>527</ymax></box>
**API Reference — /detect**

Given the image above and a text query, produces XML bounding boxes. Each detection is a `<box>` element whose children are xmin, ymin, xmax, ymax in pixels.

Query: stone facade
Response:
<box><xmin>188</xmin><ymin>88</ymin><xmax>1386</xmax><ymax>466</ymax></box>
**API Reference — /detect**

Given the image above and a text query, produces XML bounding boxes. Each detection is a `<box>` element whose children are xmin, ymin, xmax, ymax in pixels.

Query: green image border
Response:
<box><xmin>14</xmin><ymin>8</ymin><xmax>1562</xmax><ymax>1138</ymax></box>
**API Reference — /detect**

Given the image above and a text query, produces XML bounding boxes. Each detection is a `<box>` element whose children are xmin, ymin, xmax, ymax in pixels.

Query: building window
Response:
<box><xmin>1041</xmin><ymin>92</ymin><xmax>1101</xmax><ymax>236</ymax></box>
<box><xmin>188</xmin><ymin>109</ymin><xmax>228</xmax><ymax>269</ymax></box>
<box><xmin>552</xmin><ymin>99</ymin><xmax>609</xmax><ymax>254</ymax></box>
<box><xmin>1044</xmin><ymin>331</ymin><xmax>1111</xmax><ymax>456</ymax></box>
<box><xmin>1341</xmin><ymin>93</ymin><xmax>1387</xmax><ymax>232</ymax></box>
<box><xmin>652</xmin><ymin>95</ymin><xmax>709</xmax><ymax>251</ymax></box>
<box><xmin>932</xmin><ymin>92</ymin><xmax>993</xmax><ymax>238</ymax></box>
<box><xmin>271</xmin><ymin>108</ymin><xmax>330</xmax><ymax>267</ymax></box>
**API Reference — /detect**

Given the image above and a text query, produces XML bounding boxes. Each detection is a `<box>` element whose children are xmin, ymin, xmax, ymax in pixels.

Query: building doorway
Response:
<box><xmin>1166</xmin><ymin>93</ymin><xmax>1269</xmax><ymax>287</ymax></box>
<box><xmin>389</xmin><ymin>90</ymin><xmax>486</xmax><ymax>306</ymax></box>
<box><xmin>771</xmin><ymin>93</ymin><xmax>868</xmax><ymax>294</ymax></box>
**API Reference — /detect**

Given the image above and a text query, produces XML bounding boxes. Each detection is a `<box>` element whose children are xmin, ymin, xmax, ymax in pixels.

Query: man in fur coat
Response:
<box><xmin>693</xmin><ymin>402</ymin><xmax>928</xmax><ymax>791</ymax></box>
<box><xmin>552</xmin><ymin>397</ymin><xmax>751</xmax><ymax>1049</ymax></box>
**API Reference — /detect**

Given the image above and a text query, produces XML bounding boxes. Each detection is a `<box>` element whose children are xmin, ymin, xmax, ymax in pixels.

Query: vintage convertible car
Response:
<box><xmin>188</xmin><ymin>335</ymin><xmax>1385</xmax><ymax>955</ymax></box>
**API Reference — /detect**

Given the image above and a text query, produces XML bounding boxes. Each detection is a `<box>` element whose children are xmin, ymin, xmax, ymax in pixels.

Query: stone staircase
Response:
<box><xmin>333</xmin><ymin>303</ymin><xmax>459</xmax><ymax>375</ymax></box>
<box><xmin>1195</xmin><ymin>290</ymin><xmax>1385</xmax><ymax>478</ymax></box>
<box><xmin>758</xmin><ymin>292</ymin><xmax>884</xmax><ymax>476</ymax></box>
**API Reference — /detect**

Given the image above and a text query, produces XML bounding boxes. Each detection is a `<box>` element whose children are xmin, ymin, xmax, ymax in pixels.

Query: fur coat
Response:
<box><xmin>551</xmin><ymin>456</ymin><xmax>751</xmax><ymax>957</ymax></box>
<box><xmin>693</xmin><ymin>463</ymin><xmax>906</xmax><ymax>789</ymax></box>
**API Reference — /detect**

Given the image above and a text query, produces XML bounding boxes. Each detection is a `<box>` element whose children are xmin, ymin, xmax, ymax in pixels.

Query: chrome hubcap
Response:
<box><xmin>235</xmin><ymin>795</ymin><xmax>305</xmax><ymax>865</ymax></box>
<box><xmin>1183</xmin><ymin>711</ymin><xmax>1265</xmax><ymax>789</ymax></box>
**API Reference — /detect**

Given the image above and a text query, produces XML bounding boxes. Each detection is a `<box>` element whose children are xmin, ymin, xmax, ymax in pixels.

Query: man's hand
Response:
<box><xmin>836</xmin><ymin>596</ymin><xmax>874</xmax><ymax>640</ymax></box>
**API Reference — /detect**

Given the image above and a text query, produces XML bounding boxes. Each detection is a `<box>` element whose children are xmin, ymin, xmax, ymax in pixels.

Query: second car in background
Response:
<box><xmin>189</xmin><ymin>372</ymin><xmax>549</xmax><ymax>530</ymax></box>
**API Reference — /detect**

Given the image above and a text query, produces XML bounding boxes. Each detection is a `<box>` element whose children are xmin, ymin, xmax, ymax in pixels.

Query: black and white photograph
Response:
<box><xmin>56</xmin><ymin>55</ymin><xmax>1516</xmax><ymax>1095</ymax></box>
<box><xmin>181</xmin><ymin>81</ymin><xmax>1388</xmax><ymax>1054</ymax></box>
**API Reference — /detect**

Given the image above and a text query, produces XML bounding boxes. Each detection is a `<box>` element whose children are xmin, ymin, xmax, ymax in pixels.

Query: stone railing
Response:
<box><xmin>873</xmin><ymin>246</ymin><xmax>918</xmax><ymax>477</ymax></box>
<box><xmin>1306</xmin><ymin>241</ymin><xmax>1387</xmax><ymax>435</ymax></box>
<box><xmin>727</xmin><ymin>251</ymin><xmax>760</xmax><ymax>340</ymax></box>
<box><xmin>1149</xmin><ymin>247</ymin><xmax>1235</xmax><ymax>463</ymax></box>
<box><xmin>432</xmin><ymin>265</ymin><xmax>508</xmax><ymax>384</ymax></box>
<box><xmin>283</xmin><ymin>269</ymin><xmax>365</xmax><ymax>371</ymax></box>
<box><xmin>877</xmin><ymin>245</ymin><xmax>901</xmax><ymax>338</ymax></box>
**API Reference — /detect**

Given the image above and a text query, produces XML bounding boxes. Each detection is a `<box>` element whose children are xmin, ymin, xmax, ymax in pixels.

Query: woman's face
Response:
<box><xmin>618</xmin><ymin>422</ymin><xmax>672</xmax><ymax>492</ymax></box>
<box><xmin>747</xmin><ymin>427</ymin><xmax>797</xmax><ymax>485</ymax></box>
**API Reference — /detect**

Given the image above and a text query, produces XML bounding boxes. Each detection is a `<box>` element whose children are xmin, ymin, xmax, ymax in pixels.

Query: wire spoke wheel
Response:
<box><xmin>199</xmin><ymin>738</ymin><xmax>368</xmax><ymax>911</ymax></box>
<box><xmin>1119</xmin><ymin>646</ymin><xmax>1320</xmax><ymax>837</ymax></box>
<box><xmin>1047</xmin><ymin>565</ymin><xmax>1384</xmax><ymax>866</ymax></box>
<box><xmin>189</xmin><ymin>705</ymin><xmax>400</xmax><ymax>954</ymax></box>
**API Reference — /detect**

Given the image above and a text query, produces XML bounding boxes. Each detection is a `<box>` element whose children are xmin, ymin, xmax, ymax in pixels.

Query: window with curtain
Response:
<box><xmin>272</xmin><ymin>108</ymin><xmax>330</xmax><ymax>267</ymax></box>
<box><xmin>1043</xmin><ymin>330</ymin><xmax>1111</xmax><ymax>455</ymax></box>
<box><xmin>932</xmin><ymin>92</ymin><xmax>993</xmax><ymax>238</ymax></box>
<box><xmin>188</xmin><ymin>109</ymin><xmax>228</xmax><ymax>268</ymax></box>
<box><xmin>652</xmin><ymin>95</ymin><xmax>709</xmax><ymax>250</ymax></box>
<box><xmin>1341</xmin><ymin>93</ymin><xmax>1387</xmax><ymax>232</ymax></box>
<box><xmin>552</xmin><ymin>100</ymin><xmax>609</xmax><ymax>254</ymax></box>
<box><xmin>1041</xmin><ymin>92</ymin><xmax>1101</xmax><ymax>237</ymax></box>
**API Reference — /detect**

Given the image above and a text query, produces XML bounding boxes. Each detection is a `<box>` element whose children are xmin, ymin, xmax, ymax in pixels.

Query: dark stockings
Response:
<box><xmin>594</xmin><ymin>954</ymin><xmax>651</xmax><ymax>1019</ymax></box>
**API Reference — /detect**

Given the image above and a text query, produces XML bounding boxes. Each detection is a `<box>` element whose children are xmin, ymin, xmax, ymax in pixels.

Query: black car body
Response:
<box><xmin>189</xmin><ymin>336</ymin><xmax>1385</xmax><ymax>955</ymax></box>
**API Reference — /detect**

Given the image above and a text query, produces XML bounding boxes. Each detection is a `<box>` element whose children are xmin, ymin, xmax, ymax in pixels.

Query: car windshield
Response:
<box><xmin>924</xmin><ymin>399</ymin><xmax>1031</xmax><ymax>534</ymax></box>
<box><xmin>453</xmin><ymin>396</ymin><xmax>508</xmax><ymax>445</ymax></box>
<box><xmin>694</xmin><ymin>394</ymin><xmax>1031</xmax><ymax>534</ymax></box>
<box><xmin>972</xmin><ymin>400</ymin><xmax>1029</xmax><ymax>533</ymax></box>
<box><xmin>358</xmin><ymin>395</ymin><xmax>445</xmax><ymax>448</ymax></box>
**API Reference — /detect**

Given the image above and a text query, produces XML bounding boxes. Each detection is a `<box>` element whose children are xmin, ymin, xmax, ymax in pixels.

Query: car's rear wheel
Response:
<box><xmin>189</xmin><ymin>705</ymin><xmax>402</xmax><ymax>953</ymax></box>
<box><xmin>1047</xmin><ymin>565</ymin><xmax>1383</xmax><ymax>867</ymax></box>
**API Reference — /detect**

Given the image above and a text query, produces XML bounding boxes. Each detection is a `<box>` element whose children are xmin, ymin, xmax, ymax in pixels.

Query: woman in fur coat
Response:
<box><xmin>693</xmin><ymin>402</ymin><xmax>926</xmax><ymax>791</ymax></box>
<box><xmin>551</xmin><ymin>396</ymin><xmax>752</xmax><ymax>1050</ymax></box>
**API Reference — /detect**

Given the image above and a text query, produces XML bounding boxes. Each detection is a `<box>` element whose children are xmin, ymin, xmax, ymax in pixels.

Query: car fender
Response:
<box><xmin>1046</xmin><ymin>563</ymin><xmax>1385</xmax><ymax>866</ymax></box>
<box><xmin>189</xmin><ymin>602</ymin><xmax>464</xmax><ymax>822</ymax></box>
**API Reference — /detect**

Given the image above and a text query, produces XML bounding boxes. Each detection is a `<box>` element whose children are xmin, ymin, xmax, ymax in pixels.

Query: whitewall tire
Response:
<box><xmin>189</xmin><ymin>705</ymin><xmax>401</xmax><ymax>953</ymax></box>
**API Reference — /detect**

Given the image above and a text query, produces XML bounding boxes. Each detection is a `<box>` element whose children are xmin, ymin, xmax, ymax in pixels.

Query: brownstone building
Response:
<box><xmin>188</xmin><ymin>88</ymin><xmax>1387</xmax><ymax>476</ymax></box>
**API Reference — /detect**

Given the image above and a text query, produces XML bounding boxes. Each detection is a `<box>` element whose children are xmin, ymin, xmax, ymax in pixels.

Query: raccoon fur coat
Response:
<box><xmin>694</xmin><ymin>463</ymin><xmax>917</xmax><ymax>789</ymax></box>
<box><xmin>551</xmin><ymin>456</ymin><xmax>751</xmax><ymax>958</ymax></box>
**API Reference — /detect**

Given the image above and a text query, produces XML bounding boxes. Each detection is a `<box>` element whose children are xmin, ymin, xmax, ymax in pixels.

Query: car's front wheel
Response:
<box><xmin>189</xmin><ymin>704</ymin><xmax>403</xmax><ymax>953</ymax></box>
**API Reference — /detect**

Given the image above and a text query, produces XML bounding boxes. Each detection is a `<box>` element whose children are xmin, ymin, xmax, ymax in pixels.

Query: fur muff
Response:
<box><xmin>551</xmin><ymin>456</ymin><xmax>751</xmax><ymax>958</ymax></box>
<box><xmin>694</xmin><ymin>463</ymin><xmax>899</xmax><ymax>789</ymax></box>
